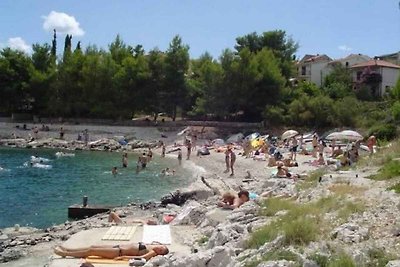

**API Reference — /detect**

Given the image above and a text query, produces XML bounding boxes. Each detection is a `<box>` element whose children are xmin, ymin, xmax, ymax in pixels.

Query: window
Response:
<box><xmin>345</xmin><ymin>62</ymin><xmax>349</xmax><ymax>67</ymax></box>
<box><xmin>301</xmin><ymin>66</ymin><xmax>306</xmax><ymax>75</ymax></box>
<box><xmin>356</xmin><ymin>71</ymin><xmax>362</xmax><ymax>81</ymax></box>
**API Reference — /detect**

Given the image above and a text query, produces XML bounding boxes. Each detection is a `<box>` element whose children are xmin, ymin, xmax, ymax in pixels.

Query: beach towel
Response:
<box><xmin>142</xmin><ymin>225</ymin><xmax>171</xmax><ymax>244</ymax></box>
<box><xmin>102</xmin><ymin>225</ymin><xmax>137</xmax><ymax>241</ymax></box>
<box><xmin>85</xmin><ymin>256</ymin><xmax>128</xmax><ymax>264</ymax></box>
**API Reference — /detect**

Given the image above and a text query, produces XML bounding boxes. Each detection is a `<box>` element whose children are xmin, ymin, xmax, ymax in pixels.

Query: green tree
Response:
<box><xmin>0</xmin><ymin>48</ymin><xmax>33</xmax><ymax>113</ymax></box>
<box><xmin>164</xmin><ymin>35</ymin><xmax>189</xmax><ymax>120</ymax></box>
<box><xmin>235</xmin><ymin>30</ymin><xmax>298</xmax><ymax>79</ymax></box>
<box><xmin>30</xmin><ymin>43</ymin><xmax>55</xmax><ymax>114</ymax></box>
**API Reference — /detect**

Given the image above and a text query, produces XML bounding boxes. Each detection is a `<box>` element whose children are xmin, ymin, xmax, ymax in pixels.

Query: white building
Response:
<box><xmin>297</xmin><ymin>54</ymin><xmax>332</xmax><ymax>87</ymax></box>
<box><xmin>350</xmin><ymin>59</ymin><xmax>400</xmax><ymax>97</ymax></box>
<box><xmin>321</xmin><ymin>54</ymin><xmax>371</xmax><ymax>85</ymax></box>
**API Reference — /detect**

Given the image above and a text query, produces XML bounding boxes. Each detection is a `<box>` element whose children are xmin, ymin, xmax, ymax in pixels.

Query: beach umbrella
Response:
<box><xmin>212</xmin><ymin>139</ymin><xmax>225</xmax><ymax>146</ymax></box>
<box><xmin>281</xmin><ymin>130</ymin><xmax>298</xmax><ymax>140</ymax></box>
<box><xmin>227</xmin><ymin>133</ymin><xmax>244</xmax><ymax>144</ymax></box>
<box><xmin>326</xmin><ymin>130</ymin><xmax>363</xmax><ymax>141</ymax></box>
<box><xmin>177</xmin><ymin>126</ymin><xmax>191</xmax><ymax>136</ymax></box>
<box><xmin>325</xmin><ymin>132</ymin><xmax>341</xmax><ymax>141</ymax></box>
<box><xmin>340</xmin><ymin>130</ymin><xmax>363</xmax><ymax>141</ymax></box>
<box><xmin>245</xmin><ymin>132</ymin><xmax>260</xmax><ymax>141</ymax></box>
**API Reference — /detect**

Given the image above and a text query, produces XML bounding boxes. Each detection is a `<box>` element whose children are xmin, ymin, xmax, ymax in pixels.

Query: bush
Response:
<box><xmin>328</xmin><ymin>253</ymin><xmax>356</xmax><ymax>267</ymax></box>
<box><xmin>282</xmin><ymin>217</ymin><xmax>318</xmax><ymax>245</ymax></box>
<box><xmin>388</xmin><ymin>183</ymin><xmax>400</xmax><ymax>193</ymax></box>
<box><xmin>369</xmin><ymin>124</ymin><xmax>397</xmax><ymax>141</ymax></box>
<box><xmin>392</xmin><ymin>101</ymin><xmax>400</xmax><ymax>121</ymax></box>
<box><xmin>368</xmin><ymin>160</ymin><xmax>400</xmax><ymax>180</ymax></box>
<box><xmin>260</xmin><ymin>198</ymin><xmax>295</xmax><ymax>216</ymax></box>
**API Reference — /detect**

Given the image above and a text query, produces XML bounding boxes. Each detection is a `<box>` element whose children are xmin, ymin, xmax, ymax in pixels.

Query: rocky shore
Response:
<box><xmin>2</xmin><ymin>124</ymin><xmax>400</xmax><ymax>267</ymax></box>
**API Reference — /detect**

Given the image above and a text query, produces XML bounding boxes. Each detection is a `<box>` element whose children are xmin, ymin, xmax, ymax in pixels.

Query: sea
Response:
<box><xmin>0</xmin><ymin>147</ymin><xmax>193</xmax><ymax>229</ymax></box>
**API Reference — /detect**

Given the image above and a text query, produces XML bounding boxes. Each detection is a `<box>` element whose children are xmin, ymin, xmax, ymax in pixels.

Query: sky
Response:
<box><xmin>0</xmin><ymin>0</ymin><xmax>399</xmax><ymax>60</ymax></box>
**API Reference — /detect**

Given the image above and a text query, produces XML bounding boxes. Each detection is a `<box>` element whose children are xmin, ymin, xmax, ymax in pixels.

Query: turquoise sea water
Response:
<box><xmin>0</xmin><ymin>147</ymin><xmax>192</xmax><ymax>229</ymax></box>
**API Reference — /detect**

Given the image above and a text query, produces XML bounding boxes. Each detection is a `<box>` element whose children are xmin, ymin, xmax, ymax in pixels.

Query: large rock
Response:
<box><xmin>0</xmin><ymin>248</ymin><xmax>27</xmax><ymax>262</ymax></box>
<box><xmin>170</xmin><ymin>201</ymin><xmax>206</xmax><ymax>225</ymax></box>
<box><xmin>387</xmin><ymin>260</ymin><xmax>400</xmax><ymax>267</ymax></box>
<box><xmin>331</xmin><ymin>223</ymin><xmax>369</xmax><ymax>243</ymax></box>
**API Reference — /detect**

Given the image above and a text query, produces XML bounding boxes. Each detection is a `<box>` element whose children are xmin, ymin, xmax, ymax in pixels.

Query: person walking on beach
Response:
<box><xmin>191</xmin><ymin>134</ymin><xmax>197</xmax><ymax>151</ymax></box>
<box><xmin>161</xmin><ymin>144</ymin><xmax>166</xmax><ymax>157</ymax></box>
<box><xmin>177</xmin><ymin>149</ymin><xmax>182</xmax><ymax>165</ymax></box>
<box><xmin>59</xmin><ymin>127</ymin><xmax>65</xmax><ymax>140</ymax></box>
<box><xmin>230</xmin><ymin>149</ymin><xmax>236</xmax><ymax>176</ymax></box>
<box><xmin>83</xmin><ymin>129</ymin><xmax>89</xmax><ymax>145</ymax></box>
<box><xmin>367</xmin><ymin>135</ymin><xmax>376</xmax><ymax>155</ymax></box>
<box><xmin>290</xmin><ymin>136</ymin><xmax>298</xmax><ymax>161</ymax></box>
<box><xmin>122</xmin><ymin>153</ymin><xmax>128</xmax><ymax>168</ymax></box>
<box><xmin>312</xmin><ymin>134</ymin><xmax>318</xmax><ymax>158</ymax></box>
<box><xmin>186</xmin><ymin>140</ymin><xmax>192</xmax><ymax>160</ymax></box>
<box><xmin>224</xmin><ymin>149</ymin><xmax>230</xmax><ymax>173</ymax></box>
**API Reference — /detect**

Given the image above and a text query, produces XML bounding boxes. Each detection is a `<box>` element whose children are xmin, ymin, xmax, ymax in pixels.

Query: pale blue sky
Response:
<box><xmin>0</xmin><ymin>0</ymin><xmax>399</xmax><ymax>59</ymax></box>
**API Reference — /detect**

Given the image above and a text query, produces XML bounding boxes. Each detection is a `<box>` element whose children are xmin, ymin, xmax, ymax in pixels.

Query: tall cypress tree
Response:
<box><xmin>51</xmin><ymin>29</ymin><xmax>57</xmax><ymax>60</ymax></box>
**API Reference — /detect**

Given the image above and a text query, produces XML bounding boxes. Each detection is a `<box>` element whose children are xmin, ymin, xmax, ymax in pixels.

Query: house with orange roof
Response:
<box><xmin>296</xmin><ymin>54</ymin><xmax>332</xmax><ymax>87</ymax></box>
<box><xmin>351</xmin><ymin>59</ymin><xmax>400</xmax><ymax>97</ymax></box>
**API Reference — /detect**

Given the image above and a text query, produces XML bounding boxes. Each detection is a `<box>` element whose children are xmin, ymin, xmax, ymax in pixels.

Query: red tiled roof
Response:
<box><xmin>351</xmin><ymin>59</ymin><xmax>400</xmax><ymax>69</ymax></box>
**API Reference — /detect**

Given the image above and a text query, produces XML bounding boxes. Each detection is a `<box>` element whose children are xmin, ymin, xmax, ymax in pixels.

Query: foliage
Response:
<box><xmin>327</xmin><ymin>253</ymin><xmax>356</xmax><ymax>267</ymax></box>
<box><xmin>365</xmin><ymin>247</ymin><xmax>394</xmax><ymax>267</ymax></box>
<box><xmin>368</xmin><ymin>160</ymin><xmax>400</xmax><ymax>180</ymax></box>
<box><xmin>308</xmin><ymin>253</ymin><xmax>329</xmax><ymax>267</ymax></box>
<box><xmin>368</xmin><ymin>124</ymin><xmax>397</xmax><ymax>141</ymax></box>
<box><xmin>0</xmin><ymin>29</ymin><xmax>398</xmax><ymax>128</ymax></box>
<box><xmin>391</xmin><ymin>101</ymin><xmax>400</xmax><ymax>121</ymax></box>
<box><xmin>388</xmin><ymin>183</ymin><xmax>400</xmax><ymax>193</ymax></box>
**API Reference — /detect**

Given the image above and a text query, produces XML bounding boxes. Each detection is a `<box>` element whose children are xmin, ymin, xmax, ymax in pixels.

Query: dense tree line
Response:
<box><xmin>0</xmin><ymin>30</ymin><xmax>296</xmax><ymax>121</ymax></box>
<box><xmin>0</xmin><ymin>29</ymin><xmax>399</xmax><ymax>136</ymax></box>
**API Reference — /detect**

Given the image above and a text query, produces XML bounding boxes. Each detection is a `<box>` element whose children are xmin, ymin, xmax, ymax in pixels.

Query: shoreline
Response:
<box><xmin>2</xmin><ymin>123</ymin><xmax>400</xmax><ymax>266</ymax></box>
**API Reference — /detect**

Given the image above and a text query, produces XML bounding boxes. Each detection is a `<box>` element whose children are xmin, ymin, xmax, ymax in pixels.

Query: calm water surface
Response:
<box><xmin>0</xmin><ymin>147</ymin><xmax>192</xmax><ymax>229</ymax></box>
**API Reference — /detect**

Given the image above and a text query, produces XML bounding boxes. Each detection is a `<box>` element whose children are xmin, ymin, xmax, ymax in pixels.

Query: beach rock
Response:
<box><xmin>170</xmin><ymin>201</ymin><xmax>205</xmax><ymax>225</ymax></box>
<box><xmin>386</xmin><ymin>260</ymin><xmax>400</xmax><ymax>267</ymax></box>
<box><xmin>331</xmin><ymin>223</ymin><xmax>369</xmax><ymax>243</ymax></box>
<box><xmin>257</xmin><ymin>260</ymin><xmax>297</xmax><ymax>267</ymax></box>
<box><xmin>0</xmin><ymin>248</ymin><xmax>27</xmax><ymax>262</ymax></box>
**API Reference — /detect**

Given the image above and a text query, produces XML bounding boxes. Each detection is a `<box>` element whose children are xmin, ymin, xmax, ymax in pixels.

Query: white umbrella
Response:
<box><xmin>281</xmin><ymin>130</ymin><xmax>298</xmax><ymax>140</ymax></box>
<box><xmin>227</xmin><ymin>133</ymin><xmax>244</xmax><ymax>144</ymax></box>
<box><xmin>340</xmin><ymin>130</ymin><xmax>363</xmax><ymax>141</ymax></box>
<box><xmin>177</xmin><ymin>126</ymin><xmax>191</xmax><ymax>136</ymax></box>
<box><xmin>212</xmin><ymin>139</ymin><xmax>225</xmax><ymax>146</ymax></box>
<box><xmin>245</xmin><ymin>132</ymin><xmax>260</xmax><ymax>141</ymax></box>
<box><xmin>326</xmin><ymin>130</ymin><xmax>363</xmax><ymax>141</ymax></box>
<box><xmin>325</xmin><ymin>132</ymin><xmax>341</xmax><ymax>141</ymax></box>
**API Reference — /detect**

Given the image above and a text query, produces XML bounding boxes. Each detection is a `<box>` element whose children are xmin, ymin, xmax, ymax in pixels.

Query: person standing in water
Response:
<box><xmin>112</xmin><ymin>167</ymin><xmax>118</xmax><ymax>176</ymax></box>
<box><xmin>177</xmin><ymin>149</ymin><xmax>182</xmax><ymax>165</ymax></box>
<box><xmin>147</xmin><ymin>148</ymin><xmax>153</xmax><ymax>162</ymax></box>
<box><xmin>59</xmin><ymin>127</ymin><xmax>65</xmax><ymax>140</ymax></box>
<box><xmin>161</xmin><ymin>144</ymin><xmax>166</xmax><ymax>157</ymax></box>
<box><xmin>122</xmin><ymin>153</ymin><xmax>128</xmax><ymax>168</ymax></box>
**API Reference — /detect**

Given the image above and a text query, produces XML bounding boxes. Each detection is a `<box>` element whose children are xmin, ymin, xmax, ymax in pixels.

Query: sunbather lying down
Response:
<box><xmin>54</xmin><ymin>242</ymin><xmax>169</xmax><ymax>261</ymax></box>
<box><xmin>108</xmin><ymin>211</ymin><xmax>158</xmax><ymax>225</ymax></box>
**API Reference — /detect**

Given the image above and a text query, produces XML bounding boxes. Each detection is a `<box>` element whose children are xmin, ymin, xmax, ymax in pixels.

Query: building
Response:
<box><xmin>297</xmin><ymin>54</ymin><xmax>332</xmax><ymax>87</ymax></box>
<box><xmin>321</xmin><ymin>54</ymin><xmax>371</xmax><ymax>86</ymax></box>
<box><xmin>376</xmin><ymin>51</ymin><xmax>400</xmax><ymax>65</ymax></box>
<box><xmin>351</xmin><ymin>59</ymin><xmax>400</xmax><ymax>97</ymax></box>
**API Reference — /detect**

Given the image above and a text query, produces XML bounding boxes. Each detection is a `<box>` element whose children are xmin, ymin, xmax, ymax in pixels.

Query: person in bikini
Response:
<box><xmin>53</xmin><ymin>242</ymin><xmax>169</xmax><ymax>261</ymax></box>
